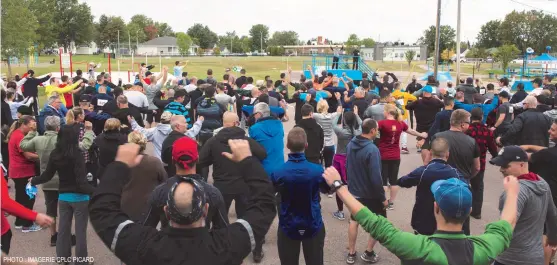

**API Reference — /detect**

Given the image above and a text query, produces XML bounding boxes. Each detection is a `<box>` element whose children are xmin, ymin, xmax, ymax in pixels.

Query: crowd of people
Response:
<box><xmin>0</xmin><ymin>62</ymin><xmax>556</xmax><ymax>265</ymax></box>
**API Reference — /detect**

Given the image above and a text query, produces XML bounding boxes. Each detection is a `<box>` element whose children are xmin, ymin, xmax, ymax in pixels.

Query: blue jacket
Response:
<box><xmin>38</xmin><ymin>105</ymin><xmax>66</xmax><ymax>134</ymax></box>
<box><xmin>164</xmin><ymin>101</ymin><xmax>190</xmax><ymax>122</ymax></box>
<box><xmin>427</xmin><ymin>109</ymin><xmax>453</xmax><ymax>142</ymax></box>
<box><xmin>271</xmin><ymin>153</ymin><xmax>327</xmax><ymax>240</ymax></box>
<box><xmin>249</xmin><ymin>116</ymin><xmax>285</xmax><ymax>175</ymax></box>
<box><xmin>346</xmin><ymin>136</ymin><xmax>385</xmax><ymax>201</ymax></box>
<box><xmin>398</xmin><ymin>159</ymin><xmax>465</xmax><ymax>235</ymax></box>
<box><xmin>454</xmin><ymin>96</ymin><xmax>499</xmax><ymax>124</ymax></box>
<box><xmin>242</xmin><ymin>105</ymin><xmax>285</xmax><ymax>118</ymax></box>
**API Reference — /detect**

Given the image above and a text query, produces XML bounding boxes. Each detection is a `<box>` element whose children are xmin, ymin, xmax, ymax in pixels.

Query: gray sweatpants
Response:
<box><xmin>58</xmin><ymin>200</ymin><xmax>89</xmax><ymax>265</ymax></box>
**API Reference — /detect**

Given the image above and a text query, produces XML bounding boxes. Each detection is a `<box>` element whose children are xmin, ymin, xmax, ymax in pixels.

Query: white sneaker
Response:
<box><xmin>22</xmin><ymin>223</ymin><xmax>43</xmax><ymax>233</ymax></box>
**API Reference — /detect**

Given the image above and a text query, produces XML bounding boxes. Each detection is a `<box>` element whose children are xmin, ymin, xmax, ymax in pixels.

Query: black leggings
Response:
<box><xmin>322</xmin><ymin>146</ymin><xmax>334</xmax><ymax>168</ymax></box>
<box><xmin>1</xmin><ymin>229</ymin><xmax>12</xmax><ymax>254</ymax></box>
<box><xmin>381</xmin><ymin>160</ymin><xmax>401</xmax><ymax>186</ymax></box>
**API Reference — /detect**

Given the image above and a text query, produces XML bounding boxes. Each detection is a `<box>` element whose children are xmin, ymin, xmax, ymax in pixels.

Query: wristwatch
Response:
<box><xmin>330</xmin><ymin>180</ymin><xmax>345</xmax><ymax>193</ymax></box>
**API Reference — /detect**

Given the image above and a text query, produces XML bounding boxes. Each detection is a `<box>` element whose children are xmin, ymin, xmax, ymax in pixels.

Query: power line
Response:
<box><xmin>509</xmin><ymin>0</ymin><xmax>557</xmax><ymax>16</ymax></box>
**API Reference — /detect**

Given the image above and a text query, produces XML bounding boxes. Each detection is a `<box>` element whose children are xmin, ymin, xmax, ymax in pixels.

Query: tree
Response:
<box><xmin>345</xmin><ymin>34</ymin><xmax>361</xmax><ymax>53</ymax></box>
<box><xmin>99</xmin><ymin>16</ymin><xmax>128</xmax><ymax>53</ymax></box>
<box><xmin>240</xmin><ymin>36</ymin><xmax>252</xmax><ymax>53</ymax></box>
<box><xmin>127</xmin><ymin>14</ymin><xmax>152</xmax><ymax>43</ymax></box>
<box><xmin>144</xmin><ymin>25</ymin><xmax>158</xmax><ymax>40</ymax></box>
<box><xmin>496</xmin><ymin>44</ymin><xmax>520</xmax><ymax>71</ymax></box>
<box><xmin>187</xmin><ymin>24</ymin><xmax>218</xmax><ymax>49</ymax></box>
<box><xmin>176</xmin><ymin>32</ymin><xmax>193</xmax><ymax>56</ymax></box>
<box><xmin>361</xmin><ymin>38</ymin><xmax>376</xmax><ymax>48</ymax></box>
<box><xmin>155</xmin><ymin>22</ymin><xmax>174</xmax><ymax>37</ymax></box>
<box><xmin>466</xmin><ymin>47</ymin><xmax>488</xmax><ymax>59</ymax></box>
<box><xmin>419</xmin><ymin>25</ymin><xmax>456</xmax><ymax>58</ymax></box>
<box><xmin>28</xmin><ymin>0</ymin><xmax>56</xmax><ymax>53</ymax></box>
<box><xmin>96</xmin><ymin>15</ymin><xmax>110</xmax><ymax>50</ymax></box>
<box><xmin>476</xmin><ymin>20</ymin><xmax>502</xmax><ymax>48</ymax></box>
<box><xmin>1</xmin><ymin>0</ymin><xmax>38</xmax><ymax>78</ymax></box>
<box><xmin>218</xmin><ymin>31</ymin><xmax>243</xmax><ymax>53</ymax></box>
<box><xmin>249</xmin><ymin>24</ymin><xmax>269</xmax><ymax>52</ymax></box>
<box><xmin>440</xmin><ymin>49</ymin><xmax>456</xmax><ymax>62</ymax></box>
<box><xmin>213</xmin><ymin>47</ymin><xmax>221</xmax><ymax>56</ymax></box>
<box><xmin>405</xmin><ymin>50</ymin><xmax>416</xmax><ymax>67</ymax></box>
<box><xmin>55</xmin><ymin>0</ymin><xmax>94</xmax><ymax>50</ymax></box>
<box><xmin>268</xmin><ymin>31</ymin><xmax>299</xmax><ymax>46</ymax></box>
<box><xmin>496</xmin><ymin>10</ymin><xmax>557</xmax><ymax>53</ymax></box>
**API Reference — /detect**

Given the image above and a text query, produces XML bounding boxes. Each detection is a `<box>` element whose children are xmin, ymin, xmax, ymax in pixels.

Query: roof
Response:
<box><xmin>140</xmin><ymin>37</ymin><xmax>177</xmax><ymax>46</ymax></box>
<box><xmin>529</xmin><ymin>53</ymin><xmax>557</xmax><ymax>62</ymax></box>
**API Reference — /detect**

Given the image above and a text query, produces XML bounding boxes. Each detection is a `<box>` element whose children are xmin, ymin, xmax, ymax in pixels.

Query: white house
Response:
<box><xmin>137</xmin><ymin>37</ymin><xmax>198</xmax><ymax>56</ymax></box>
<box><xmin>68</xmin><ymin>41</ymin><xmax>111</xmax><ymax>55</ymax></box>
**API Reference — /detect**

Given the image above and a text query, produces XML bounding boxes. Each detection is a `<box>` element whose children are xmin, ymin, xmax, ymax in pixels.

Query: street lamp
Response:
<box><xmin>521</xmin><ymin>35</ymin><xmax>528</xmax><ymax>80</ymax></box>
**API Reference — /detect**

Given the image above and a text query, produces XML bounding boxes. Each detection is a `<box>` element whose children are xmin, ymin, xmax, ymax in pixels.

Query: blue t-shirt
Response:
<box><xmin>173</xmin><ymin>66</ymin><xmax>183</xmax><ymax>78</ymax></box>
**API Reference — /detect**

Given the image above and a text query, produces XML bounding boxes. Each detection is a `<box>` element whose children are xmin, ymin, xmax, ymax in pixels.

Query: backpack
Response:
<box><xmin>196</xmin><ymin>97</ymin><xmax>226</xmax><ymax>134</ymax></box>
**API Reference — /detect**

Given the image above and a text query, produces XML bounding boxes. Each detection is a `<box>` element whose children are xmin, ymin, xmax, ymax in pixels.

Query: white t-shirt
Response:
<box><xmin>124</xmin><ymin>90</ymin><xmax>149</xmax><ymax>108</ymax></box>
<box><xmin>244</xmin><ymin>84</ymin><xmax>255</xmax><ymax>91</ymax></box>
<box><xmin>185</xmin><ymin>84</ymin><xmax>197</xmax><ymax>93</ymax></box>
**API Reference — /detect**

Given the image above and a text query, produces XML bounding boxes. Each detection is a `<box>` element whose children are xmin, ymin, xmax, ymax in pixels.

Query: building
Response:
<box><xmin>137</xmin><ymin>37</ymin><xmax>199</xmax><ymax>56</ymax></box>
<box><xmin>372</xmin><ymin>43</ymin><xmax>427</xmax><ymax>62</ymax></box>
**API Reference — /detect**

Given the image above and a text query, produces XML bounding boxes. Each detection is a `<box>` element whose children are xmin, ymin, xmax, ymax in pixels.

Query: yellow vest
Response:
<box><xmin>391</xmin><ymin>89</ymin><xmax>417</xmax><ymax>120</ymax></box>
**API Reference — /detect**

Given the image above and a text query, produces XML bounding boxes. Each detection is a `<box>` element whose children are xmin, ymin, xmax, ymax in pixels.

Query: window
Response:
<box><xmin>168</xmin><ymin>47</ymin><xmax>172</xmax><ymax>52</ymax></box>
<box><xmin>394</xmin><ymin>53</ymin><xmax>398</xmax><ymax>58</ymax></box>
<box><xmin>417</xmin><ymin>54</ymin><xmax>421</xmax><ymax>58</ymax></box>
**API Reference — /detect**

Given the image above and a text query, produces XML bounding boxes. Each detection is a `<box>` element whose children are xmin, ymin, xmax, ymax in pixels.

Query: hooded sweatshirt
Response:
<box><xmin>198</xmin><ymin>126</ymin><xmax>267</xmax><ymax>194</ymax></box>
<box><xmin>94</xmin><ymin>130</ymin><xmax>128</xmax><ymax>178</ymax></box>
<box><xmin>333</xmin><ymin>114</ymin><xmax>362</xmax><ymax>154</ymax></box>
<box><xmin>131</xmin><ymin>120</ymin><xmax>172</xmax><ymax>160</ymax></box>
<box><xmin>295</xmin><ymin>118</ymin><xmax>324</xmax><ymax>164</ymax></box>
<box><xmin>249</xmin><ymin>116</ymin><xmax>285</xmax><ymax>175</ymax></box>
<box><xmin>346</xmin><ymin>136</ymin><xmax>385</xmax><ymax>201</ymax></box>
<box><xmin>496</xmin><ymin>176</ymin><xmax>557</xmax><ymax>265</ymax></box>
<box><xmin>313</xmin><ymin>112</ymin><xmax>340</xmax><ymax>147</ymax></box>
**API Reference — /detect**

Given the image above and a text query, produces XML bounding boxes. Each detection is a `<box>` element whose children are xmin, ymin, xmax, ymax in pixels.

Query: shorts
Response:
<box><xmin>146</xmin><ymin>109</ymin><xmax>161</xmax><ymax>123</ymax></box>
<box><xmin>381</xmin><ymin>160</ymin><xmax>401</xmax><ymax>186</ymax></box>
<box><xmin>43</xmin><ymin>190</ymin><xmax>59</xmax><ymax>217</ymax></box>
<box><xmin>351</xmin><ymin>198</ymin><xmax>386</xmax><ymax>221</ymax></box>
<box><xmin>417</xmin><ymin>136</ymin><xmax>431</xmax><ymax>150</ymax></box>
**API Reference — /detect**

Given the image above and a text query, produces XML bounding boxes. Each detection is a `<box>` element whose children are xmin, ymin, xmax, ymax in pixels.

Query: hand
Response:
<box><xmin>197</xmin><ymin>116</ymin><xmax>205</xmax><ymax>122</ymax></box>
<box><xmin>353</xmin><ymin>105</ymin><xmax>358</xmax><ymax>115</ymax></box>
<box><xmin>322</xmin><ymin>167</ymin><xmax>342</xmax><ymax>186</ymax></box>
<box><xmin>343</xmin><ymin>91</ymin><xmax>348</xmax><ymax>96</ymax></box>
<box><xmin>489</xmin><ymin>127</ymin><xmax>496</xmax><ymax>131</ymax></box>
<box><xmin>496</xmin><ymin>137</ymin><xmax>501</xmax><ymax>145</ymax></box>
<box><xmin>127</xmin><ymin>115</ymin><xmax>133</xmax><ymax>122</ymax></box>
<box><xmin>342</xmin><ymin>72</ymin><xmax>346</xmax><ymax>77</ymax></box>
<box><xmin>288</xmin><ymin>67</ymin><xmax>292</xmax><ymax>73</ymax></box>
<box><xmin>420</xmin><ymin>132</ymin><xmax>428</xmax><ymax>139</ymax></box>
<box><xmin>383</xmin><ymin>200</ymin><xmax>389</xmax><ymax>207</ymax></box>
<box><xmin>162</xmin><ymin>66</ymin><xmax>169</xmax><ymax>71</ymax></box>
<box><xmin>84</xmin><ymin>121</ymin><xmax>93</xmax><ymax>131</ymax></box>
<box><xmin>416</xmin><ymin>139</ymin><xmax>425</xmax><ymax>148</ymax></box>
<box><xmin>35</xmin><ymin>213</ymin><xmax>54</xmax><ymax>227</ymax></box>
<box><xmin>222</xmin><ymin>139</ymin><xmax>252</xmax><ymax>162</ymax></box>
<box><xmin>337</xmin><ymin>106</ymin><xmax>342</xmax><ymax>113</ymax></box>
<box><xmin>88</xmin><ymin>104</ymin><xmax>94</xmax><ymax>112</ymax></box>
<box><xmin>115</xmin><ymin>143</ymin><xmax>143</xmax><ymax>167</ymax></box>
<box><xmin>503</xmin><ymin>175</ymin><xmax>520</xmax><ymax>196</ymax></box>
<box><xmin>335</xmin><ymin>92</ymin><xmax>341</xmax><ymax>99</ymax></box>
<box><xmin>306</xmin><ymin>65</ymin><xmax>311</xmax><ymax>70</ymax></box>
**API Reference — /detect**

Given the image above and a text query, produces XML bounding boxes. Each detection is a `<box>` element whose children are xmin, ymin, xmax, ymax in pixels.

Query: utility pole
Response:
<box><xmin>433</xmin><ymin>0</ymin><xmax>442</xmax><ymax>79</ymax></box>
<box><xmin>260</xmin><ymin>32</ymin><xmax>263</xmax><ymax>54</ymax></box>
<box><xmin>118</xmin><ymin>30</ymin><xmax>120</xmax><ymax>58</ymax></box>
<box><xmin>128</xmin><ymin>31</ymin><xmax>131</xmax><ymax>55</ymax></box>
<box><xmin>456</xmin><ymin>0</ymin><xmax>462</xmax><ymax>81</ymax></box>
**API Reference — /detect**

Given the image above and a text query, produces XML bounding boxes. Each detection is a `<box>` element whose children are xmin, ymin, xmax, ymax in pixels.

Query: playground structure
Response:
<box><xmin>423</xmin><ymin>60</ymin><xmax>454</xmax><ymax>82</ymax></box>
<box><xmin>302</xmin><ymin>55</ymin><xmax>375</xmax><ymax>87</ymax></box>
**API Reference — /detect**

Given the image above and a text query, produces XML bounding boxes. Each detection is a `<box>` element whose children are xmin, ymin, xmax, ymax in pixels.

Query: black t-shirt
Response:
<box><xmin>235</xmin><ymin>76</ymin><xmax>247</xmax><ymax>88</ymax></box>
<box><xmin>530</xmin><ymin>146</ymin><xmax>557</xmax><ymax>206</ymax></box>
<box><xmin>431</xmin><ymin>130</ymin><xmax>480</xmax><ymax>179</ymax></box>
<box><xmin>268</xmin><ymin>91</ymin><xmax>283</xmax><ymax>102</ymax></box>
<box><xmin>352</xmin><ymin>98</ymin><xmax>369</xmax><ymax>117</ymax></box>
<box><xmin>496</xmin><ymin>102</ymin><xmax>513</xmax><ymax>127</ymax></box>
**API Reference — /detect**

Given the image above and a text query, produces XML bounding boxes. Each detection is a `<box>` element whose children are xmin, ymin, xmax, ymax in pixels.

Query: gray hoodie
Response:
<box><xmin>497</xmin><ymin>178</ymin><xmax>557</xmax><ymax>265</ymax></box>
<box><xmin>333</xmin><ymin>114</ymin><xmax>362</xmax><ymax>154</ymax></box>
<box><xmin>131</xmin><ymin>121</ymin><xmax>172</xmax><ymax>160</ymax></box>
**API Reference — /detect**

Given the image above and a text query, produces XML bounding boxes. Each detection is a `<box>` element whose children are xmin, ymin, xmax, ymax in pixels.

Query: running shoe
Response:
<box><xmin>14</xmin><ymin>225</ymin><xmax>22</xmax><ymax>229</ymax></box>
<box><xmin>401</xmin><ymin>147</ymin><xmax>409</xmax><ymax>154</ymax></box>
<box><xmin>333</xmin><ymin>211</ymin><xmax>345</xmax><ymax>221</ymax></box>
<box><xmin>253</xmin><ymin>250</ymin><xmax>264</xmax><ymax>263</ymax></box>
<box><xmin>346</xmin><ymin>252</ymin><xmax>357</xmax><ymax>264</ymax></box>
<box><xmin>417</xmin><ymin>148</ymin><xmax>422</xmax><ymax>153</ymax></box>
<box><xmin>360</xmin><ymin>250</ymin><xmax>380</xmax><ymax>263</ymax></box>
<box><xmin>22</xmin><ymin>223</ymin><xmax>43</xmax><ymax>233</ymax></box>
<box><xmin>387</xmin><ymin>201</ymin><xmax>394</xmax><ymax>210</ymax></box>
<box><xmin>328</xmin><ymin>194</ymin><xmax>333</xmax><ymax>198</ymax></box>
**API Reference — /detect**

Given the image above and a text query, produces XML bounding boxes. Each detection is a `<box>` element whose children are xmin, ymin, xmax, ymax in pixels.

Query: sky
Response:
<box><xmin>82</xmin><ymin>0</ymin><xmax>557</xmax><ymax>44</ymax></box>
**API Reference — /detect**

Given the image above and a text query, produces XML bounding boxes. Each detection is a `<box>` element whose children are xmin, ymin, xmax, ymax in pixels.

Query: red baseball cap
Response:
<box><xmin>172</xmin><ymin>137</ymin><xmax>199</xmax><ymax>169</ymax></box>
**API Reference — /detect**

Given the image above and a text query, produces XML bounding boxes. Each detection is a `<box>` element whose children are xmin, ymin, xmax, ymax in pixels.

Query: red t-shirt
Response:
<box><xmin>59</xmin><ymin>84</ymin><xmax>73</xmax><ymax>108</ymax></box>
<box><xmin>378</xmin><ymin>119</ymin><xmax>408</xmax><ymax>160</ymax></box>
<box><xmin>1</xmin><ymin>169</ymin><xmax>37</xmax><ymax>235</ymax></box>
<box><xmin>8</xmin><ymin>129</ymin><xmax>36</xmax><ymax>178</ymax></box>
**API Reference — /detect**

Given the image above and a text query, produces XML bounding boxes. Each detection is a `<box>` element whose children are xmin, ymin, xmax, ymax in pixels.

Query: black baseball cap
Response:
<box><xmin>490</xmin><ymin>146</ymin><xmax>528</xmax><ymax>167</ymax></box>
<box><xmin>80</xmin><ymin>94</ymin><xmax>92</xmax><ymax>103</ymax></box>
<box><xmin>17</xmin><ymin>105</ymin><xmax>33</xmax><ymax>115</ymax></box>
<box><xmin>145</xmin><ymin>71</ymin><xmax>153</xmax><ymax>77</ymax></box>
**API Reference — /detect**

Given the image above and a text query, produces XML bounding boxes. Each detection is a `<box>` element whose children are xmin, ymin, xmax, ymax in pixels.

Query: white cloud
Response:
<box><xmin>82</xmin><ymin>0</ymin><xmax>557</xmax><ymax>43</ymax></box>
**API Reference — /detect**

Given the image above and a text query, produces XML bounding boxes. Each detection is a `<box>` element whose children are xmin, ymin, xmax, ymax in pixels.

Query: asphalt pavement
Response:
<box><xmin>6</xmin><ymin>105</ymin><xmax>506</xmax><ymax>265</ymax></box>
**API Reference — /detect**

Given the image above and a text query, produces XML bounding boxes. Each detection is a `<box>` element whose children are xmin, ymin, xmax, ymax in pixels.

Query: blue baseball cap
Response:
<box><xmin>430</xmin><ymin>178</ymin><xmax>472</xmax><ymax>220</ymax></box>
<box><xmin>423</xmin><ymin>85</ymin><xmax>433</xmax><ymax>94</ymax></box>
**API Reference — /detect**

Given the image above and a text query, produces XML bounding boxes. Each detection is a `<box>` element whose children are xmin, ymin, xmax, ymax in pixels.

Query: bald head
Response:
<box><xmin>223</xmin><ymin>111</ymin><xmax>239</xmax><ymax>128</ymax></box>
<box><xmin>170</xmin><ymin>115</ymin><xmax>187</xmax><ymax>133</ymax></box>
<box><xmin>173</xmin><ymin>182</ymin><xmax>194</xmax><ymax>216</ymax></box>
<box><xmin>430</xmin><ymin>138</ymin><xmax>450</xmax><ymax>159</ymax></box>
<box><xmin>523</xmin><ymin>95</ymin><xmax>538</xmax><ymax>109</ymax></box>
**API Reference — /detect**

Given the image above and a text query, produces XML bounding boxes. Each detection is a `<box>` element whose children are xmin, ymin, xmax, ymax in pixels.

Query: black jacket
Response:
<box><xmin>23</xmin><ymin>75</ymin><xmax>51</xmax><ymax>97</ymax></box>
<box><xmin>295</xmin><ymin>118</ymin><xmax>324</xmax><ymax>164</ymax></box>
<box><xmin>112</xmin><ymin>107</ymin><xmax>144</xmax><ymax>128</ymax></box>
<box><xmin>1</xmin><ymin>100</ymin><xmax>13</xmax><ymax>127</ymax></box>
<box><xmin>161</xmin><ymin>130</ymin><xmax>187</xmax><ymax>177</ymax></box>
<box><xmin>510</xmin><ymin>90</ymin><xmax>528</xmax><ymax>104</ymax></box>
<box><xmin>406</xmin><ymin>82</ymin><xmax>423</xmax><ymax>95</ymax></box>
<box><xmin>93</xmin><ymin>130</ymin><xmax>128</xmax><ymax>178</ymax></box>
<box><xmin>501</xmin><ymin>109</ymin><xmax>553</xmax><ymax>147</ymax></box>
<box><xmin>456</xmin><ymin>84</ymin><xmax>478</xmax><ymax>104</ymax></box>
<box><xmin>372</xmin><ymin>73</ymin><xmax>398</xmax><ymax>92</ymax></box>
<box><xmin>89</xmin><ymin>158</ymin><xmax>276</xmax><ymax>265</ymax></box>
<box><xmin>198</xmin><ymin>127</ymin><xmax>267</xmax><ymax>194</ymax></box>
<box><xmin>144</xmin><ymin>174</ymin><xmax>228</xmax><ymax>230</ymax></box>
<box><xmin>406</xmin><ymin>97</ymin><xmax>444</xmax><ymax>132</ymax></box>
<box><xmin>31</xmin><ymin>149</ymin><xmax>95</xmax><ymax>195</ymax></box>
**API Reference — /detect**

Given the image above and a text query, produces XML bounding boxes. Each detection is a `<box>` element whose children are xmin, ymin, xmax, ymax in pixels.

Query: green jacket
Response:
<box><xmin>20</xmin><ymin>130</ymin><xmax>95</xmax><ymax>191</ymax></box>
<box><xmin>354</xmin><ymin>207</ymin><xmax>513</xmax><ymax>265</ymax></box>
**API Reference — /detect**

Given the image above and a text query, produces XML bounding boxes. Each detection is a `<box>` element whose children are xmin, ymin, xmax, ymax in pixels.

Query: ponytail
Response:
<box><xmin>66</xmin><ymin>107</ymin><xmax>84</xmax><ymax>125</ymax></box>
<box><xmin>384</xmin><ymin>104</ymin><xmax>403</xmax><ymax>122</ymax></box>
<box><xmin>5</xmin><ymin>121</ymin><xmax>21</xmax><ymax>142</ymax></box>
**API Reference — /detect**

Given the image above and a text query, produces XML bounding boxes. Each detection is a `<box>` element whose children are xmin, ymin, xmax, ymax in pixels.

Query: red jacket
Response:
<box><xmin>1</xmin><ymin>169</ymin><xmax>37</xmax><ymax>235</ymax></box>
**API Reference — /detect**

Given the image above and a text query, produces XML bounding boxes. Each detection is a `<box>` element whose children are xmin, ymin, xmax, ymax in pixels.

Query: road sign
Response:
<box><xmin>61</xmin><ymin>53</ymin><xmax>71</xmax><ymax>68</ymax></box>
